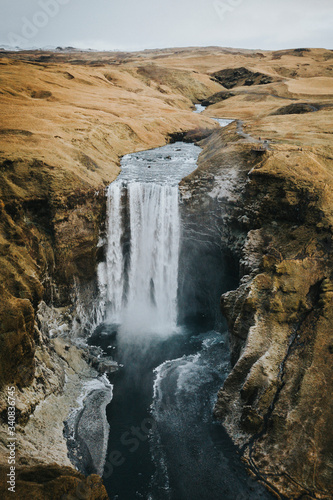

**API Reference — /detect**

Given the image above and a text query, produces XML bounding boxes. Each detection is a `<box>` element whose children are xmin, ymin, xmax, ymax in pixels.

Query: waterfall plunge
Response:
<box><xmin>97</xmin><ymin>141</ymin><xmax>202</xmax><ymax>340</ymax></box>
<box><xmin>99</xmin><ymin>179</ymin><xmax>181</xmax><ymax>338</ymax></box>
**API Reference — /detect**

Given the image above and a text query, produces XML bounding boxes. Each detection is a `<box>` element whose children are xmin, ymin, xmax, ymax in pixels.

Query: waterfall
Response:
<box><xmin>99</xmin><ymin>178</ymin><xmax>181</xmax><ymax>337</ymax></box>
<box><xmin>97</xmin><ymin>141</ymin><xmax>201</xmax><ymax>338</ymax></box>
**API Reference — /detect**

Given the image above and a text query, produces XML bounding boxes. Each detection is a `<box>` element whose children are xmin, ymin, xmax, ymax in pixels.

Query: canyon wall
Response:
<box><xmin>181</xmin><ymin>121</ymin><xmax>333</xmax><ymax>498</ymax></box>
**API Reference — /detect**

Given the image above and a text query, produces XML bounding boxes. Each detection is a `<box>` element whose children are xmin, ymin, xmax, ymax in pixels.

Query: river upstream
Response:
<box><xmin>86</xmin><ymin>112</ymin><xmax>274</xmax><ymax>499</ymax></box>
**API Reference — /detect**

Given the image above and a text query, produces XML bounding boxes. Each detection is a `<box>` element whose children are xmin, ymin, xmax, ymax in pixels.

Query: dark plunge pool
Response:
<box><xmin>88</xmin><ymin>323</ymin><xmax>274</xmax><ymax>500</ymax></box>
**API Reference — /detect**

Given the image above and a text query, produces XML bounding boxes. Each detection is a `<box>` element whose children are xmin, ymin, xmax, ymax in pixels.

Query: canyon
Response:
<box><xmin>0</xmin><ymin>46</ymin><xmax>332</xmax><ymax>499</ymax></box>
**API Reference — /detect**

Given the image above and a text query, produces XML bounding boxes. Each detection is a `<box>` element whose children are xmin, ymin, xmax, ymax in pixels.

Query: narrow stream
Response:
<box><xmin>88</xmin><ymin>113</ymin><xmax>274</xmax><ymax>499</ymax></box>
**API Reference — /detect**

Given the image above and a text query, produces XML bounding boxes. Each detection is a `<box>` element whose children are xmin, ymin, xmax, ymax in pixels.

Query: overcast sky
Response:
<box><xmin>1</xmin><ymin>0</ymin><xmax>332</xmax><ymax>51</ymax></box>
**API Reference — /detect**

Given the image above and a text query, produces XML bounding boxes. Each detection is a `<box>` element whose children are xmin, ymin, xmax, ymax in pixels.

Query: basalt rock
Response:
<box><xmin>210</xmin><ymin>67</ymin><xmax>276</xmax><ymax>89</ymax></box>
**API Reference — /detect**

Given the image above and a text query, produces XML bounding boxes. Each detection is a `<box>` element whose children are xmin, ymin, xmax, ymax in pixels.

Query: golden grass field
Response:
<box><xmin>0</xmin><ymin>47</ymin><xmax>332</xmax><ymax>194</ymax></box>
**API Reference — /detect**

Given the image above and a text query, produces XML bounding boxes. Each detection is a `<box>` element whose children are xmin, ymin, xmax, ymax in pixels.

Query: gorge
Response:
<box><xmin>86</xmin><ymin>133</ymin><xmax>274</xmax><ymax>499</ymax></box>
<box><xmin>0</xmin><ymin>47</ymin><xmax>332</xmax><ymax>500</ymax></box>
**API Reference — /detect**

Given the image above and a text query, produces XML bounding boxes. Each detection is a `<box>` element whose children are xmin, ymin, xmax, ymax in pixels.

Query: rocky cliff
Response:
<box><xmin>181</xmin><ymin>111</ymin><xmax>333</xmax><ymax>497</ymax></box>
<box><xmin>215</xmin><ymin>144</ymin><xmax>333</xmax><ymax>499</ymax></box>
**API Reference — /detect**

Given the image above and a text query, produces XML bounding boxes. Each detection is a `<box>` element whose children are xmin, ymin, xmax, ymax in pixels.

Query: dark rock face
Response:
<box><xmin>0</xmin><ymin>464</ymin><xmax>108</xmax><ymax>500</ymax></box>
<box><xmin>273</xmin><ymin>48</ymin><xmax>311</xmax><ymax>59</ymax></box>
<box><xmin>225</xmin><ymin>165</ymin><xmax>333</xmax><ymax>498</ymax></box>
<box><xmin>210</xmin><ymin>67</ymin><xmax>275</xmax><ymax>89</ymax></box>
<box><xmin>168</xmin><ymin>127</ymin><xmax>217</xmax><ymax>144</ymax></box>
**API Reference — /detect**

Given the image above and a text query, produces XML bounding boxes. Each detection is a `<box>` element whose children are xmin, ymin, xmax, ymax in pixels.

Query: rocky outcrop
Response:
<box><xmin>65</xmin><ymin>381</ymin><xmax>113</xmax><ymax>477</ymax></box>
<box><xmin>0</xmin><ymin>158</ymin><xmax>107</xmax><ymax>386</ymax></box>
<box><xmin>210</xmin><ymin>67</ymin><xmax>277</xmax><ymax>89</ymax></box>
<box><xmin>0</xmin><ymin>288</ymin><xmax>36</xmax><ymax>388</ymax></box>
<box><xmin>0</xmin><ymin>332</ymin><xmax>110</xmax><ymax>499</ymax></box>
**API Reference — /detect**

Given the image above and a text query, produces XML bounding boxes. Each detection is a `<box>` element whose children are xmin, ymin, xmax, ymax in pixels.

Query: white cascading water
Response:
<box><xmin>103</xmin><ymin>180</ymin><xmax>180</xmax><ymax>335</ymax></box>
<box><xmin>97</xmin><ymin>142</ymin><xmax>201</xmax><ymax>339</ymax></box>
<box><xmin>124</xmin><ymin>182</ymin><xmax>180</xmax><ymax>334</ymax></box>
<box><xmin>105</xmin><ymin>181</ymin><xmax>126</xmax><ymax>323</ymax></box>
